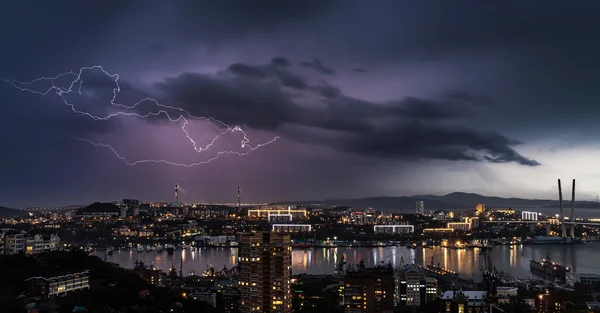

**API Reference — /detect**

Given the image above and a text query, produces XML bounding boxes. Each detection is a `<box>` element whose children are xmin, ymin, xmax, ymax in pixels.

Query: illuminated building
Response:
<box><xmin>398</xmin><ymin>265</ymin><xmax>437</xmax><ymax>307</ymax></box>
<box><xmin>268</xmin><ymin>213</ymin><xmax>293</xmax><ymax>223</ymax></box>
<box><xmin>238</xmin><ymin>232</ymin><xmax>292</xmax><ymax>313</ymax></box>
<box><xmin>447</xmin><ymin>222</ymin><xmax>471</xmax><ymax>232</ymax></box>
<box><xmin>423</xmin><ymin>228</ymin><xmax>454</xmax><ymax>233</ymax></box>
<box><xmin>521</xmin><ymin>211</ymin><xmax>539</xmax><ymax>221</ymax></box>
<box><xmin>271</xmin><ymin>224</ymin><xmax>312</xmax><ymax>232</ymax></box>
<box><xmin>416</xmin><ymin>201</ymin><xmax>425</xmax><ymax>215</ymax></box>
<box><xmin>24</xmin><ymin>233</ymin><xmax>60</xmax><ymax>255</ymax></box>
<box><xmin>3</xmin><ymin>231</ymin><xmax>25</xmax><ymax>255</ymax></box>
<box><xmin>248</xmin><ymin>207</ymin><xmax>307</xmax><ymax>220</ymax></box>
<box><xmin>439</xmin><ymin>289</ymin><xmax>488</xmax><ymax>313</ymax></box>
<box><xmin>343</xmin><ymin>265</ymin><xmax>395</xmax><ymax>313</ymax></box>
<box><xmin>25</xmin><ymin>270</ymin><xmax>90</xmax><ymax>298</ymax></box>
<box><xmin>373</xmin><ymin>225</ymin><xmax>414</xmax><ymax>234</ymax></box>
<box><xmin>536</xmin><ymin>290</ymin><xmax>563</xmax><ymax>313</ymax></box>
<box><xmin>475</xmin><ymin>204</ymin><xmax>486</xmax><ymax>216</ymax></box>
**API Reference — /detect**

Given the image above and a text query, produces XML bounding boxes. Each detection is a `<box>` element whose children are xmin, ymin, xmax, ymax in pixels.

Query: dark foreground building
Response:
<box><xmin>343</xmin><ymin>263</ymin><xmax>395</xmax><ymax>313</ymax></box>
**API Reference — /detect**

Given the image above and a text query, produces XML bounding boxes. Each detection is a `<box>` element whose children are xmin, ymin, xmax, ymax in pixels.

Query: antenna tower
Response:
<box><xmin>237</xmin><ymin>186</ymin><xmax>241</xmax><ymax>211</ymax></box>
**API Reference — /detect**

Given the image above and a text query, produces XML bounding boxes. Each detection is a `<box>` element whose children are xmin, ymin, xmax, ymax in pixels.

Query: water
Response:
<box><xmin>98</xmin><ymin>243</ymin><xmax>600</xmax><ymax>281</ymax></box>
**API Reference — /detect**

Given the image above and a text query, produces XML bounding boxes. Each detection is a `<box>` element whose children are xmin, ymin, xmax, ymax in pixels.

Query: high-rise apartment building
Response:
<box><xmin>398</xmin><ymin>265</ymin><xmax>437</xmax><ymax>307</ymax></box>
<box><xmin>344</xmin><ymin>265</ymin><xmax>395</xmax><ymax>313</ymax></box>
<box><xmin>238</xmin><ymin>231</ymin><xmax>292</xmax><ymax>313</ymax></box>
<box><xmin>416</xmin><ymin>201</ymin><xmax>424</xmax><ymax>215</ymax></box>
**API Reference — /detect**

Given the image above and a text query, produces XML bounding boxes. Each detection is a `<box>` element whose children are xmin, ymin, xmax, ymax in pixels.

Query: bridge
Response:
<box><xmin>22</xmin><ymin>206</ymin><xmax>83</xmax><ymax>213</ymax></box>
<box><xmin>482</xmin><ymin>179</ymin><xmax>600</xmax><ymax>237</ymax></box>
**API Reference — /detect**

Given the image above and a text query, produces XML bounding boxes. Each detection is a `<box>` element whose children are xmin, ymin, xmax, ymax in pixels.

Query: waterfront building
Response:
<box><xmin>25</xmin><ymin>270</ymin><xmax>90</xmax><ymax>298</ymax></box>
<box><xmin>271</xmin><ymin>224</ymin><xmax>312</xmax><ymax>233</ymax></box>
<box><xmin>343</xmin><ymin>264</ymin><xmax>395</xmax><ymax>313</ymax></box>
<box><xmin>447</xmin><ymin>222</ymin><xmax>470</xmax><ymax>232</ymax></box>
<box><xmin>423</xmin><ymin>228</ymin><xmax>454</xmax><ymax>234</ymax></box>
<box><xmin>373</xmin><ymin>225</ymin><xmax>414</xmax><ymax>234</ymax></box>
<box><xmin>238</xmin><ymin>231</ymin><xmax>292</xmax><ymax>313</ymax></box>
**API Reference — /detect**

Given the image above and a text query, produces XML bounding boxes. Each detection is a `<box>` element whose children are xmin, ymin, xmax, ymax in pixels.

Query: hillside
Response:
<box><xmin>270</xmin><ymin>192</ymin><xmax>600</xmax><ymax>211</ymax></box>
<box><xmin>0</xmin><ymin>206</ymin><xmax>26</xmax><ymax>218</ymax></box>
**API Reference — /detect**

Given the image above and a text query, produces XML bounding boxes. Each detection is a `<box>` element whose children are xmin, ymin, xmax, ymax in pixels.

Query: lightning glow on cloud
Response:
<box><xmin>2</xmin><ymin>66</ymin><xmax>279</xmax><ymax>167</ymax></box>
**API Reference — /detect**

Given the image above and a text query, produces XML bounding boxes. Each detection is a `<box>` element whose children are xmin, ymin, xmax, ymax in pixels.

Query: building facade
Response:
<box><xmin>25</xmin><ymin>270</ymin><xmax>90</xmax><ymax>298</ymax></box>
<box><xmin>343</xmin><ymin>265</ymin><xmax>395</xmax><ymax>313</ymax></box>
<box><xmin>398</xmin><ymin>265</ymin><xmax>438</xmax><ymax>307</ymax></box>
<box><xmin>416</xmin><ymin>201</ymin><xmax>424</xmax><ymax>215</ymax></box>
<box><xmin>238</xmin><ymin>231</ymin><xmax>292</xmax><ymax>313</ymax></box>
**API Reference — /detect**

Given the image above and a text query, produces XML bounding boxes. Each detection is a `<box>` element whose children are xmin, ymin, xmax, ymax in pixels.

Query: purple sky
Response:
<box><xmin>2</xmin><ymin>1</ymin><xmax>600</xmax><ymax>208</ymax></box>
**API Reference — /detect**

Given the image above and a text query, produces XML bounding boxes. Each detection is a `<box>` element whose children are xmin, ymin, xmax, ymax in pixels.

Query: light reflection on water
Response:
<box><xmin>98</xmin><ymin>243</ymin><xmax>600</xmax><ymax>281</ymax></box>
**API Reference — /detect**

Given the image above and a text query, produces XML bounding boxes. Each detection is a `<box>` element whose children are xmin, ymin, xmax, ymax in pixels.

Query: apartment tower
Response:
<box><xmin>238</xmin><ymin>231</ymin><xmax>292</xmax><ymax>313</ymax></box>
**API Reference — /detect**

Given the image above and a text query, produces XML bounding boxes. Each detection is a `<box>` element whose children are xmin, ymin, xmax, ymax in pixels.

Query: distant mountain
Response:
<box><xmin>0</xmin><ymin>206</ymin><xmax>27</xmax><ymax>218</ymax></box>
<box><xmin>270</xmin><ymin>192</ymin><xmax>600</xmax><ymax>211</ymax></box>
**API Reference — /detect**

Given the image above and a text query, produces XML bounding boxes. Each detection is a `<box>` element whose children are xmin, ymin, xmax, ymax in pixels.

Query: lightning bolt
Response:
<box><xmin>2</xmin><ymin>66</ymin><xmax>279</xmax><ymax>167</ymax></box>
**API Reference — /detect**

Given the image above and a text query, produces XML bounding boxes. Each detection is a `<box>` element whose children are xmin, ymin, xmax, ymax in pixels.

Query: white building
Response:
<box><xmin>268</xmin><ymin>213</ymin><xmax>293</xmax><ymax>223</ymax></box>
<box><xmin>521</xmin><ymin>211</ymin><xmax>539</xmax><ymax>221</ymax></box>
<box><xmin>373</xmin><ymin>225</ymin><xmax>414</xmax><ymax>234</ymax></box>
<box><xmin>567</xmin><ymin>273</ymin><xmax>600</xmax><ymax>287</ymax></box>
<box><xmin>447</xmin><ymin>222</ymin><xmax>471</xmax><ymax>232</ymax></box>
<box><xmin>3</xmin><ymin>232</ymin><xmax>25</xmax><ymax>255</ymax></box>
<box><xmin>25</xmin><ymin>234</ymin><xmax>60</xmax><ymax>255</ymax></box>
<box><xmin>272</xmin><ymin>224</ymin><xmax>312</xmax><ymax>232</ymax></box>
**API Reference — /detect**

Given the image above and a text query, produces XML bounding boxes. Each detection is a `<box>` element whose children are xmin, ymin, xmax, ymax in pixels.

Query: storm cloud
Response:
<box><xmin>153</xmin><ymin>59</ymin><xmax>539</xmax><ymax>166</ymax></box>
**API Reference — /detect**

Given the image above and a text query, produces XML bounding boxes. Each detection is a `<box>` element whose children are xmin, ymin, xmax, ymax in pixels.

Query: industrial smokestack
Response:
<box><xmin>175</xmin><ymin>184</ymin><xmax>179</xmax><ymax>203</ymax></box>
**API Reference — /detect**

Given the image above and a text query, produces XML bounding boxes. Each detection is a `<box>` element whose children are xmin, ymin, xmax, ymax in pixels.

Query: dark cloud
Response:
<box><xmin>344</xmin><ymin>123</ymin><xmax>539</xmax><ymax>167</ymax></box>
<box><xmin>445</xmin><ymin>91</ymin><xmax>493</xmax><ymax>107</ymax></box>
<box><xmin>270</xmin><ymin>57</ymin><xmax>291</xmax><ymax>67</ymax></box>
<box><xmin>388</xmin><ymin>97</ymin><xmax>471</xmax><ymax>119</ymax></box>
<box><xmin>228</xmin><ymin>63</ymin><xmax>267</xmax><ymax>79</ymax></box>
<box><xmin>154</xmin><ymin>59</ymin><xmax>537</xmax><ymax>166</ymax></box>
<box><xmin>353</xmin><ymin>68</ymin><xmax>367</xmax><ymax>73</ymax></box>
<box><xmin>310</xmin><ymin>83</ymin><xmax>340</xmax><ymax>98</ymax></box>
<box><xmin>300</xmin><ymin>58</ymin><xmax>335</xmax><ymax>75</ymax></box>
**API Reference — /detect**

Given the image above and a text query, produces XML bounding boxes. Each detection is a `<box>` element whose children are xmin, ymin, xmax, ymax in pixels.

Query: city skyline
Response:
<box><xmin>2</xmin><ymin>1</ymin><xmax>600</xmax><ymax>208</ymax></box>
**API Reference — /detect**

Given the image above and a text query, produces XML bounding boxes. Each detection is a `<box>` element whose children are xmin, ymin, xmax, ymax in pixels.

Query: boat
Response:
<box><xmin>137</xmin><ymin>245</ymin><xmax>144</xmax><ymax>253</ymax></box>
<box><xmin>156</xmin><ymin>245</ymin><xmax>163</xmax><ymax>252</ymax></box>
<box><xmin>145</xmin><ymin>245</ymin><xmax>152</xmax><ymax>252</ymax></box>
<box><xmin>524</xmin><ymin>236</ymin><xmax>583</xmax><ymax>244</ymax></box>
<box><xmin>530</xmin><ymin>251</ymin><xmax>570</xmax><ymax>282</ymax></box>
<box><xmin>166</xmin><ymin>244</ymin><xmax>175</xmax><ymax>254</ymax></box>
<box><xmin>107</xmin><ymin>247</ymin><xmax>114</xmax><ymax>255</ymax></box>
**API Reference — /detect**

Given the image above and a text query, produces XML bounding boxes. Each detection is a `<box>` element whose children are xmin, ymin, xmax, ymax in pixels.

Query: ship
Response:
<box><xmin>524</xmin><ymin>236</ymin><xmax>583</xmax><ymax>244</ymax></box>
<box><xmin>165</xmin><ymin>244</ymin><xmax>175</xmax><ymax>254</ymax></box>
<box><xmin>530</xmin><ymin>251</ymin><xmax>570</xmax><ymax>282</ymax></box>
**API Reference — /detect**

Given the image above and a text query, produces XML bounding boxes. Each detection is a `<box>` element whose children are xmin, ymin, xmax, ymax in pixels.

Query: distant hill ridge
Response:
<box><xmin>0</xmin><ymin>206</ymin><xmax>27</xmax><ymax>218</ymax></box>
<box><xmin>270</xmin><ymin>192</ymin><xmax>600</xmax><ymax>210</ymax></box>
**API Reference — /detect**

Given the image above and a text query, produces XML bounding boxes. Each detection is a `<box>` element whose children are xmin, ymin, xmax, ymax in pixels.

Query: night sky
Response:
<box><xmin>2</xmin><ymin>1</ymin><xmax>600</xmax><ymax>208</ymax></box>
